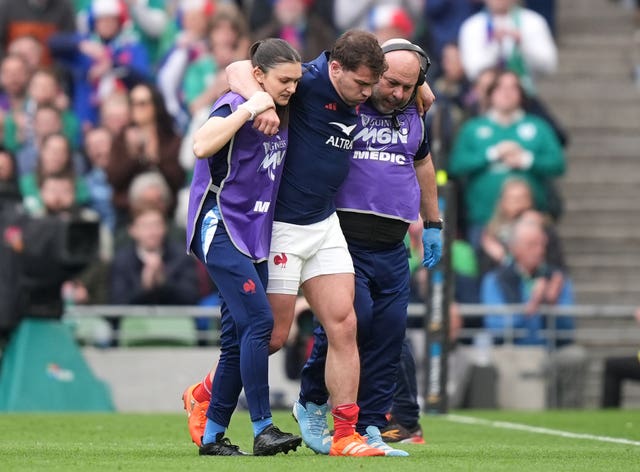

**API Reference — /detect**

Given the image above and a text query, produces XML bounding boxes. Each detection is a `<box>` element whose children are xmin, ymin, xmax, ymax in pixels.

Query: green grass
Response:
<box><xmin>1</xmin><ymin>410</ymin><xmax>639</xmax><ymax>471</ymax></box>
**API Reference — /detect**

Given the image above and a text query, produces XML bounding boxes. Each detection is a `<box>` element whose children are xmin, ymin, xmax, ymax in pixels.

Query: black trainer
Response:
<box><xmin>253</xmin><ymin>424</ymin><xmax>302</xmax><ymax>456</ymax></box>
<box><xmin>199</xmin><ymin>433</ymin><xmax>248</xmax><ymax>456</ymax></box>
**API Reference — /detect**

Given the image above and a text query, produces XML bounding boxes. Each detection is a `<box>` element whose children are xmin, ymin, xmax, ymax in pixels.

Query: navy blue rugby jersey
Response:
<box><xmin>274</xmin><ymin>52</ymin><xmax>359</xmax><ymax>225</ymax></box>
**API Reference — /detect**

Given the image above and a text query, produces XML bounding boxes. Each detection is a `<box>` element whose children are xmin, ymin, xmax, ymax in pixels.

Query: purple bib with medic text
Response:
<box><xmin>336</xmin><ymin>102</ymin><xmax>424</xmax><ymax>222</ymax></box>
<box><xmin>186</xmin><ymin>92</ymin><xmax>288</xmax><ymax>261</ymax></box>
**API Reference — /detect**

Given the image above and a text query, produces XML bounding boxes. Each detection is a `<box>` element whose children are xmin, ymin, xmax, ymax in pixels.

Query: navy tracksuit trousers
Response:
<box><xmin>299</xmin><ymin>240</ymin><xmax>410</xmax><ymax>433</ymax></box>
<box><xmin>192</xmin><ymin>193</ymin><xmax>273</xmax><ymax>425</ymax></box>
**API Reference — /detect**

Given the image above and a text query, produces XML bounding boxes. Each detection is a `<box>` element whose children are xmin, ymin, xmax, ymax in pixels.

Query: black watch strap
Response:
<box><xmin>424</xmin><ymin>219</ymin><xmax>443</xmax><ymax>230</ymax></box>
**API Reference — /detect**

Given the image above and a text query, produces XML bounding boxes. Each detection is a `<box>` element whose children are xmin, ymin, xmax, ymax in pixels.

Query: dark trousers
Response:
<box><xmin>193</xmin><ymin>193</ymin><xmax>273</xmax><ymax>424</ymax></box>
<box><xmin>390</xmin><ymin>337</ymin><xmax>420</xmax><ymax>429</ymax></box>
<box><xmin>299</xmin><ymin>241</ymin><xmax>410</xmax><ymax>433</ymax></box>
<box><xmin>602</xmin><ymin>355</ymin><xmax>640</xmax><ymax>408</ymax></box>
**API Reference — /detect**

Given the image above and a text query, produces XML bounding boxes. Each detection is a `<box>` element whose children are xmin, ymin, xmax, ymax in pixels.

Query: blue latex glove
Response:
<box><xmin>422</xmin><ymin>228</ymin><xmax>442</xmax><ymax>269</ymax></box>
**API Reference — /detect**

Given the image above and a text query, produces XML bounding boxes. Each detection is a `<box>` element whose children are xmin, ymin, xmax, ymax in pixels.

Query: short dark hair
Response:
<box><xmin>250</xmin><ymin>38</ymin><xmax>301</xmax><ymax>71</ymax></box>
<box><xmin>329</xmin><ymin>29</ymin><xmax>387</xmax><ymax>79</ymax></box>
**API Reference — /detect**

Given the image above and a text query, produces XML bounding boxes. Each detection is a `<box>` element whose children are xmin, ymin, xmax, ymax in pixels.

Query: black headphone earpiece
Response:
<box><xmin>381</xmin><ymin>42</ymin><xmax>431</xmax><ymax>86</ymax></box>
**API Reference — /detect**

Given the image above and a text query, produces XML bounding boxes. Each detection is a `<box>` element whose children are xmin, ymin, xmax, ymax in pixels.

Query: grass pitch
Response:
<box><xmin>1</xmin><ymin>409</ymin><xmax>639</xmax><ymax>471</ymax></box>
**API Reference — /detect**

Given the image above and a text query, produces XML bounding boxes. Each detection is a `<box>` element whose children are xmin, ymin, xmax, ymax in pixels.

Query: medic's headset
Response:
<box><xmin>381</xmin><ymin>42</ymin><xmax>431</xmax><ymax>86</ymax></box>
<box><xmin>381</xmin><ymin>43</ymin><xmax>432</xmax><ymax>128</ymax></box>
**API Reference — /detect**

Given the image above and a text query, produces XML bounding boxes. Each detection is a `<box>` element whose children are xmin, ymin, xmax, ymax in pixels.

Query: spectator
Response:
<box><xmin>7</xmin><ymin>34</ymin><xmax>44</xmax><ymax>73</ymax></box>
<box><xmin>476</xmin><ymin>179</ymin><xmax>563</xmax><ymax>287</ymax></box>
<box><xmin>156</xmin><ymin>0</ymin><xmax>215</xmax><ymax>130</ymax></box>
<box><xmin>26</xmin><ymin>68</ymin><xmax>80</xmax><ymax>146</ymax></box>
<box><xmin>367</xmin><ymin>5</ymin><xmax>415</xmax><ymax>43</ymax></box>
<box><xmin>481</xmin><ymin>214</ymin><xmax>588</xmax><ymax>407</ymax></box>
<box><xmin>182</xmin><ymin>4</ymin><xmax>250</xmax><ymax>117</ymax></box>
<box><xmin>106</xmin><ymin>83</ymin><xmax>184</xmax><ymax>228</ymax></box>
<box><xmin>252</xmin><ymin>0</ymin><xmax>335</xmax><ymax>61</ymax></box>
<box><xmin>601</xmin><ymin>308</ymin><xmax>640</xmax><ymax>408</ymax></box>
<box><xmin>77</xmin><ymin>0</ymin><xmax>171</xmax><ymax>64</ymax></box>
<box><xmin>48</xmin><ymin>0</ymin><xmax>151</xmax><ymax>127</ymax></box>
<box><xmin>176</xmin><ymin>4</ymin><xmax>250</xmax><ymax>188</ymax></box>
<box><xmin>117</xmin><ymin>170</ymin><xmax>185</xmax><ymax>247</ymax></box>
<box><xmin>423</xmin><ymin>0</ymin><xmax>483</xmax><ymax>67</ymax></box>
<box><xmin>25</xmin><ymin>170</ymin><xmax>102</xmax><ymax>317</ymax></box>
<box><xmin>428</xmin><ymin>42</ymin><xmax>470</xmax><ymax>169</ymax></box>
<box><xmin>60</xmin><ymin>130</ymin><xmax>115</xmax><ymax>310</ymax></box>
<box><xmin>83</xmin><ymin>126</ymin><xmax>116</xmax><ymax>232</ymax></box>
<box><xmin>249</xmin><ymin>0</ymin><xmax>334</xmax><ymax>33</ymax></box>
<box><xmin>19</xmin><ymin>132</ymin><xmax>90</xmax><ymax>216</ymax></box>
<box><xmin>0</xmin><ymin>53</ymin><xmax>31</xmax><ymax>114</ymax></box>
<box><xmin>448</xmin><ymin>70</ymin><xmax>565</xmax><ymax>248</ymax></box>
<box><xmin>479</xmin><ymin>178</ymin><xmax>565</xmax><ymax>273</ymax></box>
<box><xmin>4</xmin><ymin>68</ymin><xmax>81</xmax><ymax>155</ymax></box>
<box><xmin>481</xmin><ymin>215</ymin><xmax>573</xmax><ymax>348</ymax></box>
<box><xmin>109</xmin><ymin>204</ymin><xmax>199</xmax><ymax>305</ymax></box>
<box><xmin>463</xmin><ymin>66</ymin><xmax>499</xmax><ymax>118</ymax></box>
<box><xmin>332</xmin><ymin>0</ymin><xmax>422</xmax><ymax>34</ymax></box>
<box><xmin>479</xmin><ymin>177</ymin><xmax>532</xmax><ymax>268</ymax></box>
<box><xmin>14</xmin><ymin>104</ymin><xmax>65</xmax><ymax>177</ymax></box>
<box><xmin>516</xmin><ymin>208</ymin><xmax>566</xmax><ymax>270</ymax></box>
<box><xmin>463</xmin><ymin>65</ymin><xmax>568</xmax><ymax>151</ymax></box>
<box><xmin>37</xmin><ymin>170</ymin><xmax>90</xmax><ymax>219</ymax></box>
<box><xmin>120</xmin><ymin>0</ymin><xmax>171</xmax><ymax>65</ymax></box>
<box><xmin>458</xmin><ymin>0</ymin><xmax>557</xmax><ymax>95</ymax></box>
<box><xmin>0</xmin><ymin>0</ymin><xmax>76</xmax><ymax>65</ymax></box>
<box><xmin>127</xmin><ymin>170</ymin><xmax>173</xmax><ymax>218</ymax></box>
<box><xmin>99</xmin><ymin>90</ymin><xmax>131</xmax><ymax>136</ymax></box>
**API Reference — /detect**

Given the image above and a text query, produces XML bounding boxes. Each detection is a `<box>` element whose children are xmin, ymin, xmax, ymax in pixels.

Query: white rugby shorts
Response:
<box><xmin>266</xmin><ymin>212</ymin><xmax>354</xmax><ymax>295</ymax></box>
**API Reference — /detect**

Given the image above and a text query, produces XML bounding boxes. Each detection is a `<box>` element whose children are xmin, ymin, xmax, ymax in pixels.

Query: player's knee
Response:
<box><xmin>325</xmin><ymin>310</ymin><xmax>357</xmax><ymax>345</ymax></box>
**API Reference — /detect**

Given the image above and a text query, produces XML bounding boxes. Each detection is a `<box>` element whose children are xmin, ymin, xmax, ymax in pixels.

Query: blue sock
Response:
<box><xmin>202</xmin><ymin>418</ymin><xmax>226</xmax><ymax>445</ymax></box>
<box><xmin>252</xmin><ymin>417</ymin><xmax>273</xmax><ymax>437</ymax></box>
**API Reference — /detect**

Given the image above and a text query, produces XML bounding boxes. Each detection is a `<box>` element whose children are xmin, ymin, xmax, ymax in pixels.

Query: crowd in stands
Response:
<box><xmin>0</xmin><ymin>0</ymin><xmax>575</xmax><ymax>349</ymax></box>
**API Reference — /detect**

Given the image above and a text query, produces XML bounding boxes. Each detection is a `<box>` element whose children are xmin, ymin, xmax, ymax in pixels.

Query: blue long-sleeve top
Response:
<box><xmin>48</xmin><ymin>31</ymin><xmax>151</xmax><ymax>126</ymax></box>
<box><xmin>481</xmin><ymin>261</ymin><xmax>575</xmax><ymax>348</ymax></box>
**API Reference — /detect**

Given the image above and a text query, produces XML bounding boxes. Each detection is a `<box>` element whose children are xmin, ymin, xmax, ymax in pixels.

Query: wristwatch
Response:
<box><xmin>423</xmin><ymin>218</ymin><xmax>444</xmax><ymax>230</ymax></box>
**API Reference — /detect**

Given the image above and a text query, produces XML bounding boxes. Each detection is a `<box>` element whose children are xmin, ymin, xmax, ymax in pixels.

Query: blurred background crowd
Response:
<box><xmin>0</xmin><ymin>0</ymin><xmax>639</xmax><ymax>411</ymax></box>
<box><xmin>0</xmin><ymin>0</ymin><xmax>635</xmax><ymax>351</ymax></box>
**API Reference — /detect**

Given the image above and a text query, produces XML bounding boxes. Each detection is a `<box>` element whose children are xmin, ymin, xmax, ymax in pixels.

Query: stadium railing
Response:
<box><xmin>63</xmin><ymin>303</ymin><xmax>639</xmax><ymax>346</ymax></box>
<box><xmin>62</xmin><ymin>303</ymin><xmax>639</xmax><ymax>409</ymax></box>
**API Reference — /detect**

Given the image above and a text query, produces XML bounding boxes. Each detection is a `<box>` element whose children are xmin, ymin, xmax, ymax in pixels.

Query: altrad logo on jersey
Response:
<box><xmin>326</xmin><ymin>121</ymin><xmax>356</xmax><ymax>150</ymax></box>
<box><xmin>329</xmin><ymin>122</ymin><xmax>357</xmax><ymax>136</ymax></box>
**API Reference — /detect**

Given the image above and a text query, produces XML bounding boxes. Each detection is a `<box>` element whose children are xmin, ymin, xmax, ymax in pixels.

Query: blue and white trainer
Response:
<box><xmin>292</xmin><ymin>401</ymin><xmax>331</xmax><ymax>454</ymax></box>
<box><xmin>364</xmin><ymin>425</ymin><xmax>410</xmax><ymax>456</ymax></box>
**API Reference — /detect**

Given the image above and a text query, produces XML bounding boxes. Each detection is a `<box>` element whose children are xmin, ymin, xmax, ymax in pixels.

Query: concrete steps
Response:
<box><xmin>536</xmin><ymin>0</ymin><xmax>640</xmax><ymax>307</ymax></box>
<box><xmin>563</xmin><ymin>133</ymin><xmax>640</xmax><ymax>158</ymax></box>
<box><xmin>553</xmin><ymin>103</ymin><xmax>640</xmax><ymax>131</ymax></box>
<box><xmin>539</xmin><ymin>80</ymin><xmax>639</xmax><ymax>103</ymax></box>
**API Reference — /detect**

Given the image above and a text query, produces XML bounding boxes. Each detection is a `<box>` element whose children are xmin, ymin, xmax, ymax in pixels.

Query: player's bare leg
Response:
<box><xmin>302</xmin><ymin>273</ymin><xmax>383</xmax><ymax>456</ymax></box>
<box><xmin>302</xmin><ymin>273</ymin><xmax>359</xmax><ymax>406</ymax></box>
